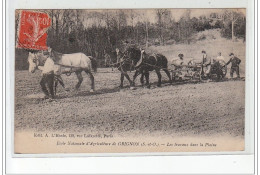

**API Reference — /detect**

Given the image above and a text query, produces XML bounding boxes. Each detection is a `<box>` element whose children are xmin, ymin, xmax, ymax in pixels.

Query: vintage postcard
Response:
<box><xmin>14</xmin><ymin>8</ymin><xmax>246</xmax><ymax>154</ymax></box>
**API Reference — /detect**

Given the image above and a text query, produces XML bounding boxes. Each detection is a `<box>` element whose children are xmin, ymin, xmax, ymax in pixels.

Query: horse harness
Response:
<box><xmin>136</xmin><ymin>52</ymin><xmax>167</xmax><ymax>70</ymax></box>
<box><xmin>35</xmin><ymin>51</ymin><xmax>81</xmax><ymax>76</ymax></box>
<box><xmin>109</xmin><ymin>52</ymin><xmax>135</xmax><ymax>73</ymax></box>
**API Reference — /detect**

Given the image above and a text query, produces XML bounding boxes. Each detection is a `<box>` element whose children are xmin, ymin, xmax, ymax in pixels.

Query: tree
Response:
<box><xmin>156</xmin><ymin>9</ymin><xmax>172</xmax><ymax>45</ymax></box>
<box><xmin>223</xmin><ymin>10</ymin><xmax>242</xmax><ymax>41</ymax></box>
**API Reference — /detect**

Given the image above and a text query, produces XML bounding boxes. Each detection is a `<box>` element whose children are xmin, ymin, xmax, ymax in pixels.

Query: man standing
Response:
<box><xmin>201</xmin><ymin>50</ymin><xmax>211</xmax><ymax>78</ymax></box>
<box><xmin>38</xmin><ymin>48</ymin><xmax>56</xmax><ymax>99</ymax></box>
<box><xmin>226</xmin><ymin>53</ymin><xmax>241</xmax><ymax>78</ymax></box>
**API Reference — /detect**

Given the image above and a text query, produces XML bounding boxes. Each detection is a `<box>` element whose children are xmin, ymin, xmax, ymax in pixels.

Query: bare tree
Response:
<box><xmin>156</xmin><ymin>9</ymin><xmax>171</xmax><ymax>45</ymax></box>
<box><xmin>53</xmin><ymin>10</ymin><xmax>62</xmax><ymax>37</ymax></box>
<box><xmin>139</xmin><ymin>11</ymin><xmax>150</xmax><ymax>48</ymax></box>
<box><xmin>223</xmin><ymin>10</ymin><xmax>241</xmax><ymax>41</ymax></box>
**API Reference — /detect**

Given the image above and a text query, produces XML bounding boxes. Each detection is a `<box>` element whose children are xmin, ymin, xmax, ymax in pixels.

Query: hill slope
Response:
<box><xmin>147</xmin><ymin>29</ymin><xmax>246</xmax><ymax>77</ymax></box>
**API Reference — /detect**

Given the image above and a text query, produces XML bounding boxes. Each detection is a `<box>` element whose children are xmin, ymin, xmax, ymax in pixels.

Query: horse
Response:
<box><xmin>35</xmin><ymin>51</ymin><xmax>67</xmax><ymax>94</ymax></box>
<box><xmin>107</xmin><ymin>48</ymin><xmax>135</xmax><ymax>88</ymax></box>
<box><xmin>28</xmin><ymin>49</ymin><xmax>97</xmax><ymax>93</ymax></box>
<box><xmin>50</xmin><ymin>49</ymin><xmax>97</xmax><ymax>92</ymax></box>
<box><xmin>28</xmin><ymin>52</ymin><xmax>57</xmax><ymax>98</ymax></box>
<box><xmin>125</xmin><ymin>47</ymin><xmax>172</xmax><ymax>88</ymax></box>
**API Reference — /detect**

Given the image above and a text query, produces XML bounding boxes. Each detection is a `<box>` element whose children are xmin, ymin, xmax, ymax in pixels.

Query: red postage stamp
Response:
<box><xmin>16</xmin><ymin>10</ymin><xmax>51</xmax><ymax>50</ymax></box>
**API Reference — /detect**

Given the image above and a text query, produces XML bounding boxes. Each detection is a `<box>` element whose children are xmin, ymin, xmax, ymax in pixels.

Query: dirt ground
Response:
<box><xmin>15</xmin><ymin>68</ymin><xmax>245</xmax><ymax>138</ymax></box>
<box><xmin>15</xmin><ymin>30</ymin><xmax>246</xmax><ymax>139</ymax></box>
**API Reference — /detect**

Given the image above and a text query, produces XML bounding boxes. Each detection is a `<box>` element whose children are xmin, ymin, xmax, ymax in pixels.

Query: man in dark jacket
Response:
<box><xmin>226</xmin><ymin>53</ymin><xmax>241</xmax><ymax>78</ymax></box>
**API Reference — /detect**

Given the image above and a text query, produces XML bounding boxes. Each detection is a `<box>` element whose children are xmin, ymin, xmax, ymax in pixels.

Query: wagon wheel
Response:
<box><xmin>192</xmin><ymin>71</ymin><xmax>202</xmax><ymax>81</ymax></box>
<box><xmin>221</xmin><ymin>65</ymin><xmax>227</xmax><ymax>77</ymax></box>
<box><xmin>171</xmin><ymin>70</ymin><xmax>180</xmax><ymax>82</ymax></box>
<box><xmin>192</xmin><ymin>64</ymin><xmax>203</xmax><ymax>81</ymax></box>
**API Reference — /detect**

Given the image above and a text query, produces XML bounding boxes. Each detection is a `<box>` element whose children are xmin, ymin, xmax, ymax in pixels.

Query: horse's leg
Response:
<box><xmin>119</xmin><ymin>73</ymin><xmax>124</xmax><ymax>88</ymax></box>
<box><xmin>75</xmin><ymin>71</ymin><xmax>83</xmax><ymax>90</ymax></box>
<box><xmin>56</xmin><ymin>75</ymin><xmax>65</xmax><ymax>88</ymax></box>
<box><xmin>84</xmin><ymin>70</ymin><xmax>95</xmax><ymax>92</ymax></box>
<box><xmin>133</xmin><ymin>70</ymin><xmax>141</xmax><ymax>86</ymax></box>
<box><xmin>155</xmin><ymin>69</ymin><xmax>162</xmax><ymax>87</ymax></box>
<box><xmin>140</xmin><ymin>73</ymin><xmax>145</xmax><ymax>86</ymax></box>
<box><xmin>54</xmin><ymin>78</ymin><xmax>58</xmax><ymax>96</ymax></box>
<box><xmin>56</xmin><ymin>75</ymin><xmax>69</xmax><ymax>91</ymax></box>
<box><xmin>46</xmin><ymin>73</ymin><xmax>55</xmax><ymax>99</ymax></box>
<box><xmin>144</xmin><ymin>71</ymin><xmax>150</xmax><ymax>88</ymax></box>
<box><xmin>40</xmin><ymin>75</ymin><xmax>49</xmax><ymax>98</ymax></box>
<box><xmin>141</xmin><ymin>71</ymin><xmax>150</xmax><ymax>88</ymax></box>
<box><xmin>120</xmin><ymin>67</ymin><xmax>133</xmax><ymax>87</ymax></box>
<box><xmin>123</xmin><ymin>72</ymin><xmax>133</xmax><ymax>87</ymax></box>
<box><xmin>163</xmin><ymin>69</ymin><xmax>172</xmax><ymax>83</ymax></box>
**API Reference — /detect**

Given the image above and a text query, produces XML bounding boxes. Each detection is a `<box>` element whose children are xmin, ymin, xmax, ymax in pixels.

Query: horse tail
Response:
<box><xmin>89</xmin><ymin>56</ymin><xmax>97</xmax><ymax>72</ymax></box>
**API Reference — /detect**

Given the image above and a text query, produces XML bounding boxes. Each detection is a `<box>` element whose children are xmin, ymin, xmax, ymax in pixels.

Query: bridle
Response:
<box><xmin>109</xmin><ymin>51</ymin><xmax>129</xmax><ymax>67</ymax></box>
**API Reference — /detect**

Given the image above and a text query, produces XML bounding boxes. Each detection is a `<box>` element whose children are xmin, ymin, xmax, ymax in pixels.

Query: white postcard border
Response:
<box><xmin>5</xmin><ymin>0</ymin><xmax>255</xmax><ymax>174</ymax></box>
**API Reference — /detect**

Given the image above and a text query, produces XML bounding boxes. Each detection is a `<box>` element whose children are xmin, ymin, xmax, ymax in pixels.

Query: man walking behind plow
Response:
<box><xmin>38</xmin><ymin>47</ymin><xmax>56</xmax><ymax>100</ymax></box>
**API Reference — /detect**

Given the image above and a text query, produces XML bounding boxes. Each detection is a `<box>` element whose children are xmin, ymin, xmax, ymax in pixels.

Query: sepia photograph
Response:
<box><xmin>14</xmin><ymin>8</ymin><xmax>246</xmax><ymax>154</ymax></box>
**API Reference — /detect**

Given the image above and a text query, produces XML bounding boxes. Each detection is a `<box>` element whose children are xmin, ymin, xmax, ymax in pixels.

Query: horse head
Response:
<box><xmin>124</xmin><ymin>47</ymin><xmax>142</xmax><ymax>66</ymax></box>
<box><xmin>28</xmin><ymin>51</ymin><xmax>48</xmax><ymax>73</ymax></box>
<box><xmin>28</xmin><ymin>52</ymin><xmax>39</xmax><ymax>73</ymax></box>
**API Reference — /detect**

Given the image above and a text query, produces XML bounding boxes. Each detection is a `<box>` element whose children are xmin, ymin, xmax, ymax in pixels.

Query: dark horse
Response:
<box><xmin>125</xmin><ymin>47</ymin><xmax>172</xmax><ymax>88</ymax></box>
<box><xmin>108</xmin><ymin>48</ymin><xmax>135</xmax><ymax>88</ymax></box>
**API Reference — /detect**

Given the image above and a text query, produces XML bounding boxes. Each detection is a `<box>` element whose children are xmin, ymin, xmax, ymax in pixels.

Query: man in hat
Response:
<box><xmin>226</xmin><ymin>53</ymin><xmax>241</xmax><ymax>78</ymax></box>
<box><xmin>178</xmin><ymin>53</ymin><xmax>184</xmax><ymax>61</ymax></box>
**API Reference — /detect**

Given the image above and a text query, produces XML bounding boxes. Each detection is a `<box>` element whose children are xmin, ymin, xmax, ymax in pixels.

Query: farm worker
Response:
<box><xmin>46</xmin><ymin>47</ymin><xmax>66</xmax><ymax>89</ymax></box>
<box><xmin>226</xmin><ymin>53</ymin><xmax>241</xmax><ymax>78</ymax></box>
<box><xmin>177</xmin><ymin>53</ymin><xmax>184</xmax><ymax>65</ymax></box>
<box><xmin>201</xmin><ymin>50</ymin><xmax>211</xmax><ymax>78</ymax></box>
<box><xmin>171</xmin><ymin>53</ymin><xmax>184</xmax><ymax>68</ymax></box>
<box><xmin>38</xmin><ymin>47</ymin><xmax>66</xmax><ymax>99</ymax></box>
<box><xmin>38</xmin><ymin>52</ymin><xmax>55</xmax><ymax>99</ymax></box>
<box><xmin>216</xmin><ymin>52</ymin><xmax>225</xmax><ymax>62</ymax></box>
<box><xmin>214</xmin><ymin>52</ymin><xmax>226</xmax><ymax>69</ymax></box>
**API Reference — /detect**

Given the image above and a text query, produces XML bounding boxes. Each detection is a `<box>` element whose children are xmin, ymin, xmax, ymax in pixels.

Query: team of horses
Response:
<box><xmin>102</xmin><ymin>47</ymin><xmax>172</xmax><ymax>88</ymax></box>
<box><xmin>28</xmin><ymin>47</ymin><xmax>172</xmax><ymax>97</ymax></box>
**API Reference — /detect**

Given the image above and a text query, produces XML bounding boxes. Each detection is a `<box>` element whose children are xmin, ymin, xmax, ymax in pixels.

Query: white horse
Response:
<box><xmin>28</xmin><ymin>49</ymin><xmax>97</xmax><ymax>92</ymax></box>
<box><xmin>28</xmin><ymin>51</ymin><xmax>67</xmax><ymax>96</ymax></box>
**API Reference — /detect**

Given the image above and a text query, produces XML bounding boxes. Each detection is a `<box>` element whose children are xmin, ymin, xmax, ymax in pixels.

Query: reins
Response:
<box><xmin>108</xmin><ymin>53</ymin><xmax>135</xmax><ymax>74</ymax></box>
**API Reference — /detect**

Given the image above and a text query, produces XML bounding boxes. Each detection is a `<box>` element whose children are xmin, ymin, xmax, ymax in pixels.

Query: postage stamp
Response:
<box><xmin>14</xmin><ymin>9</ymin><xmax>247</xmax><ymax>154</ymax></box>
<box><xmin>16</xmin><ymin>10</ymin><xmax>51</xmax><ymax>50</ymax></box>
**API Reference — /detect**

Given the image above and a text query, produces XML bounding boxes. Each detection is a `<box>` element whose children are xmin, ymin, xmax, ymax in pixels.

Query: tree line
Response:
<box><xmin>15</xmin><ymin>9</ymin><xmax>246</xmax><ymax>69</ymax></box>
